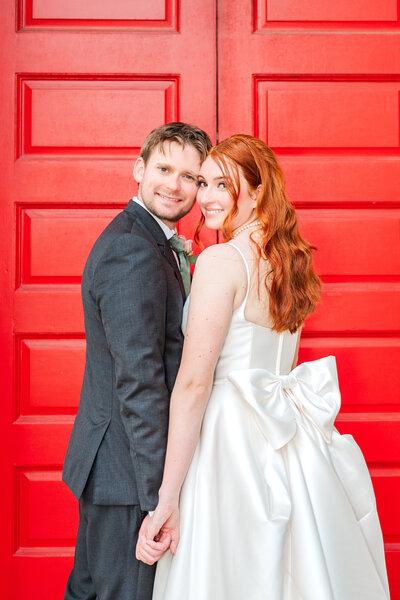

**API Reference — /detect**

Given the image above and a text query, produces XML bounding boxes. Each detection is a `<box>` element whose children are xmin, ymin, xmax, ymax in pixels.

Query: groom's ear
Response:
<box><xmin>133</xmin><ymin>157</ymin><xmax>145</xmax><ymax>184</ymax></box>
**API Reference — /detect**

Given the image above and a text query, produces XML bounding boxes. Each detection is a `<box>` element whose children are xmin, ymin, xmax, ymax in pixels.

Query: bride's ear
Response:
<box><xmin>251</xmin><ymin>185</ymin><xmax>261</xmax><ymax>202</ymax></box>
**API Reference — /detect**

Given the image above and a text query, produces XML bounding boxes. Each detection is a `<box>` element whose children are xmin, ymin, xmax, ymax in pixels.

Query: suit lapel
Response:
<box><xmin>124</xmin><ymin>200</ymin><xmax>186</xmax><ymax>301</ymax></box>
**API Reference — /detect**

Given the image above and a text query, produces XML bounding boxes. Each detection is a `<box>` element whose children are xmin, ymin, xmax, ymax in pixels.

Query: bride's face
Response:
<box><xmin>197</xmin><ymin>156</ymin><xmax>256</xmax><ymax>232</ymax></box>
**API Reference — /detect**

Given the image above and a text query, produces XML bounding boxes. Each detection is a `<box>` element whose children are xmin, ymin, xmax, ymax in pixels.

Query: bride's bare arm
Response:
<box><xmin>160</xmin><ymin>246</ymin><xmax>242</xmax><ymax>496</ymax></box>
<box><xmin>136</xmin><ymin>244</ymin><xmax>243</xmax><ymax>561</ymax></box>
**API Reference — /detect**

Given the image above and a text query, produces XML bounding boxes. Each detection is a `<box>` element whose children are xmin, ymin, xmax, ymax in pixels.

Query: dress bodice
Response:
<box><xmin>182</xmin><ymin>242</ymin><xmax>299</xmax><ymax>383</ymax></box>
<box><xmin>213</xmin><ymin>304</ymin><xmax>298</xmax><ymax>382</ymax></box>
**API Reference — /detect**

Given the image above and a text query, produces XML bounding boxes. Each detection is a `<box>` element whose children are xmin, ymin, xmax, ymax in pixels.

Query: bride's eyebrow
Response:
<box><xmin>197</xmin><ymin>175</ymin><xmax>229</xmax><ymax>182</ymax></box>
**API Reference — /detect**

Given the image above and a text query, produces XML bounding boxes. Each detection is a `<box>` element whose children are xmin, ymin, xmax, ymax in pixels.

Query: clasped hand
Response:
<box><xmin>136</xmin><ymin>505</ymin><xmax>180</xmax><ymax>565</ymax></box>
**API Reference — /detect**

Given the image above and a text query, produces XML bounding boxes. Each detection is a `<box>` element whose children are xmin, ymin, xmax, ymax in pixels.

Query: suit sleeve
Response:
<box><xmin>93</xmin><ymin>233</ymin><xmax>170</xmax><ymax>511</ymax></box>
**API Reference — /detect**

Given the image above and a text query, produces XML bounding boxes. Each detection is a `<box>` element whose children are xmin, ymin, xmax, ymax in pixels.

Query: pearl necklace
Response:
<box><xmin>232</xmin><ymin>220</ymin><xmax>261</xmax><ymax>238</ymax></box>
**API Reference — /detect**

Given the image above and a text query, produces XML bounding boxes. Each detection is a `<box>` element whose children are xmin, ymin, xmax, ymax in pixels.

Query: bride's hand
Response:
<box><xmin>153</xmin><ymin>504</ymin><xmax>180</xmax><ymax>556</ymax></box>
<box><xmin>136</xmin><ymin>504</ymin><xmax>180</xmax><ymax>565</ymax></box>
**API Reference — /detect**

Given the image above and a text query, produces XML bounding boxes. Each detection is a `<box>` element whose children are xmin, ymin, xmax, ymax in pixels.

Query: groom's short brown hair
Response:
<box><xmin>140</xmin><ymin>122</ymin><xmax>212</xmax><ymax>164</ymax></box>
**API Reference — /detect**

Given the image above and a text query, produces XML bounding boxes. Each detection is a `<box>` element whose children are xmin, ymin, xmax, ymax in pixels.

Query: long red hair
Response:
<box><xmin>195</xmin><ymin>134</ymin><xmax>321</xmax><ymax>333</ymax></box>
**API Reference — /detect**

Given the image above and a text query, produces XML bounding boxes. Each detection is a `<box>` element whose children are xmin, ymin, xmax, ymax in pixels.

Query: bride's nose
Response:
<box><xmin>197</xmin><ymin>186</ymin><xmax>212</xmax><ymax>204</ymax></box>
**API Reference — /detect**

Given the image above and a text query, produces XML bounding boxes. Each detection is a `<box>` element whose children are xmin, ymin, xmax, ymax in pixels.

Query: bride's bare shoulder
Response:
<box><xmin>195</xmin><ymin>242</ymin><xmax>242</xmax><ymax>266</ymax></box>
<box><xmin>192</xmin><ymin>243</ymin><xmax>244</xmax><ymax>290</ymax></box>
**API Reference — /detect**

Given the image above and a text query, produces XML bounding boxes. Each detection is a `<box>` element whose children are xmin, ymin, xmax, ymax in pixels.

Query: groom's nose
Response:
<box><xmin>165</xmin><ymin>173</ymin><xmax>181</xmax><ymax>192</ymax></box>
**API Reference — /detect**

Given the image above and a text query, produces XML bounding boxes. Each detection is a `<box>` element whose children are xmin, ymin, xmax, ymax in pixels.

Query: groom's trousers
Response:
<box><xmin>64</xmin><ymin>493</ymin><xmax>156</xmax><ymax>600</ymax></box>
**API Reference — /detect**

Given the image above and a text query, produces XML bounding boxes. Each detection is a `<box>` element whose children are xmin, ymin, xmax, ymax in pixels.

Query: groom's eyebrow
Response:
<box><xmin>156</xmin><ymin>161</ymin><xmax>198</xmax><ymax>177</ymax></box>
<box><xmin>185</xmin><ymin>169</ymin><xmax>199</xmax><ymax>177</ymax></box>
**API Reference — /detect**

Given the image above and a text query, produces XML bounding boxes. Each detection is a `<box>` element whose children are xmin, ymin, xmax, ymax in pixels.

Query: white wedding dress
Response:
<box><xmin>153</xmin><ymin>242</ymin><xmax>390</xmax><ymax>600</ymax></box>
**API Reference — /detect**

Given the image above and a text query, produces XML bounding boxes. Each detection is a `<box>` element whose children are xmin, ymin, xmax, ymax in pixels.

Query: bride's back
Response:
<box><xmin>229</xmin><ymin>235</ymin><xmax>274</xmax><ymax>330</ymax></box>
<box><xmin>212</xmin><ymin>239</ymin><xmax>299</xmax><ymax>381</ymax></box>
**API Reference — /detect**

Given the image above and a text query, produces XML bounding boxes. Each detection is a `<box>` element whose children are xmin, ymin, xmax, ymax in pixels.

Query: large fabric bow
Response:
<box><xmin>227</xmin><ymin>356</ymin><xmax>341</xmax><ymax>450</ymax></box>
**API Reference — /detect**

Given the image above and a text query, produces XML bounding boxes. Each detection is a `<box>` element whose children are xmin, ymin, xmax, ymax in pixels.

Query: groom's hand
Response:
<box><xmin>136</xmin><ymin>514</ymin><xmax>170</xmax><ymax>565</ymax></box>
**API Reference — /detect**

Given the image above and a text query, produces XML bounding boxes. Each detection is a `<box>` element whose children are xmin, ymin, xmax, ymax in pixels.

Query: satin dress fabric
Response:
<box><xmin>153</xmin><ymin>243</ymin><xmax>390</xmax><ymax>600</ymax></box>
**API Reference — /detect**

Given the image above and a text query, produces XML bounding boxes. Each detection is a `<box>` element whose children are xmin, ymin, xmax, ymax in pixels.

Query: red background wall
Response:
<box><xmin>0</xmin><ymin>0</ymin><xmax>399</xmax><ymax>597</ymax></box>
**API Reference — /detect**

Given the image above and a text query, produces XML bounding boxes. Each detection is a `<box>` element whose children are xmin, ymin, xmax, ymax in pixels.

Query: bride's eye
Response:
<box><xmin>198</xmin><ymin>180</ymin><xmax>207</xmax><ymax>188</ymax></box>
<box><xmin>218</xmin><ymin>181</ymin><xmax>226</xmax><ymax>189</ymax></box>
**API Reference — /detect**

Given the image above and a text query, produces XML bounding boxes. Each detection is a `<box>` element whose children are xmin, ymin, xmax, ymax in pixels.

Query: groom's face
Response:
<box><xmin>134</xmin><ymin>141</ymin><xmax>201</xmax><ymax>229</ymax></box>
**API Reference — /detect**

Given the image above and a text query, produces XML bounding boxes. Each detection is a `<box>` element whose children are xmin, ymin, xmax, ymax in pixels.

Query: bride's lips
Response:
<box><xmin>203</xmin><ymin>209</ymin><xmax>224</xmax><ymax>215</ymax></box>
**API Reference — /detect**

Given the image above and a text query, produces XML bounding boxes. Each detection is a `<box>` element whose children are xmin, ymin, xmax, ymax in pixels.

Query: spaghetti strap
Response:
<box><xmin>226</xmin><ymin>241</ymin><xmax>251</xmax><ymax>313</ymax></box>
<box><xmin>227</xmin><ymin>241</ymin><xmax>286</xmax><ymax>372</ymax></box>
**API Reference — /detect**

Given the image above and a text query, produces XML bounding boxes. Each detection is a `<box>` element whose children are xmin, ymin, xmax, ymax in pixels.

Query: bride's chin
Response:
<box><xmin>204</xmin><ymin>223</ymin><xmax>220</xmax><ymax>231</ymax></box>
<box><xmin>202</xmin><ymin>217</ymin><xmax>222</xmax><ymax>231</ymax></box>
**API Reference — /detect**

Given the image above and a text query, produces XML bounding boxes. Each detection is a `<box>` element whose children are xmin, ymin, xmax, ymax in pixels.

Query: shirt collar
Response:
<box><xmin>132</xmin><ymin>197</ymin><xmax>176</xmax><ymax>240</ymax></box>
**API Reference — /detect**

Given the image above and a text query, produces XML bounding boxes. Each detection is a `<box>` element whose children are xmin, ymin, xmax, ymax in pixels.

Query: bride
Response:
<box><xmin>136</xmin><ymin>134</ymin><xmax>390</xmax><ymax>599</ymax></box>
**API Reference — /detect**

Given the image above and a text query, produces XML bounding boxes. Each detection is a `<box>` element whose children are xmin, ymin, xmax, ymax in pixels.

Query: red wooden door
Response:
<box><xmin>0</xmin><ymin>1</ymin><xmax>216</xmax><ymax>598</ymax></box>
<box><xmin>218</xmin><ymin>0</ymin><xmax>400</xmax><ymax>596</ymax></box>
<box><xmin>2</xmin><ymin>0</ymin><xmax>399</xmax><ymax>597</ymax></box>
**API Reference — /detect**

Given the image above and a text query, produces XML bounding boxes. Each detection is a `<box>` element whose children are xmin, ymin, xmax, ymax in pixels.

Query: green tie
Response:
<box><xmin>169</xmin><ymin>234</ymin><xmax>191</xmax><ymax>298</ymax></box>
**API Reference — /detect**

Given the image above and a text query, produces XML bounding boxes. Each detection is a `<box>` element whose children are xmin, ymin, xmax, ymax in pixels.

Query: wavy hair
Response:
<box><xmin>195</xmin><ymin>134</ymin><xmax>321</xmax><ymax>333</ymax></box>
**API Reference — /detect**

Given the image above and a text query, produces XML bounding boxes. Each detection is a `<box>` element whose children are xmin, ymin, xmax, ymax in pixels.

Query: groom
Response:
<box><xmin>62</xmin><ymin>122</ymin><xmax>212</xmax><ymax>600</ymax></box>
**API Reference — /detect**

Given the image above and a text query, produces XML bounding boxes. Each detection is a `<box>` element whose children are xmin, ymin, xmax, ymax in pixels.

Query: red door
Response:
<box><xmin>0</xmin><ymin>1</ymin><xmax>216</xmax><ymax>598</ymax></box>
<box><xmin>1</xmin><ymin>0</ymin><xmax>400</xmax><ymax>597</ymax></box>
<box><xmin>218</xmin><ymin>0</ymin><xmax>400</xmax><ymax>596</ymax></box>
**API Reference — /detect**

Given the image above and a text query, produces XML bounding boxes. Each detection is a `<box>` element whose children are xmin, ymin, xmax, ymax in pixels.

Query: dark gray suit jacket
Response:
<box><xmin>62</xmin><ymin>200</ymin><xmax>185</xmax><ymax>511</ymax></box>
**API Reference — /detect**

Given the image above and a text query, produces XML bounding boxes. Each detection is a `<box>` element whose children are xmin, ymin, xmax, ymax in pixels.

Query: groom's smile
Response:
<box><xmin>156</xmin><ymin>191</ymin><xmax>184</xmax><ymax>203</ymax></box>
